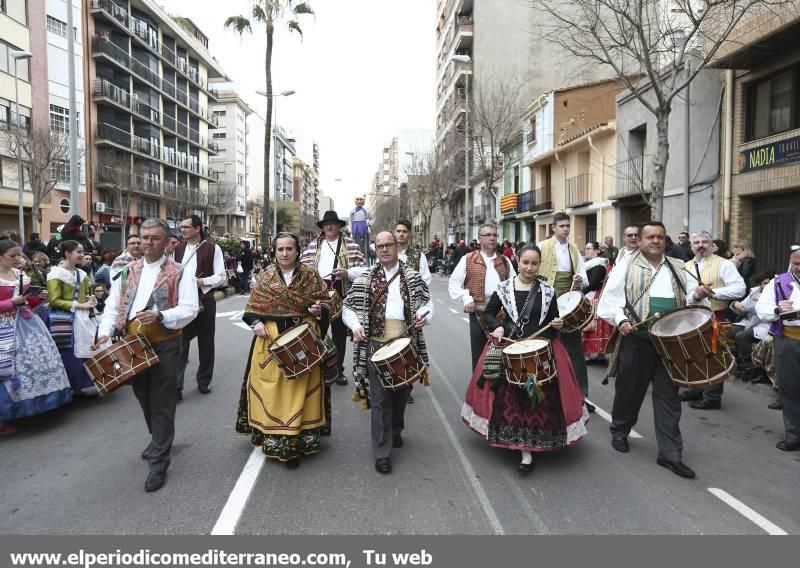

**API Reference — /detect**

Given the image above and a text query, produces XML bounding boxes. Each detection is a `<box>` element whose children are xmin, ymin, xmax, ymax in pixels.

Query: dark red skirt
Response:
<box><xmin>462</xmin><ymin>337</ymin><xmax>588</xmax><ymax>451</ymax></box>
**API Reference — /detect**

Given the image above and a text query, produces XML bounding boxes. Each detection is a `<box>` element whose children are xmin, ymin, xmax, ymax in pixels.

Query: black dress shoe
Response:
<box><xmin>198</xmin><ymin>385</ymin><xmax>212</xmax><ymax>394</ymax></box>
<box><xmin>145</xmin><ymin>470</ymin><xmax>167</xmax><ymax>492</ymax></box>
<box><xmin>689</xmin><ymin>399</ymin><xmax>721</xmax><ymax>410</ymax></box>
<box><xmin>375</xmin><ymin>458</ymin><xmax>392</xmax><ymax>474</ymax></box>
<box><xmin>776</xmin><ymin>439</ymin><xmax>800</xmax><ymax>451</ymax></box>
<box><xmin>335</xmin><ymin>375</ymin><xmax>348</xmax><ymax>386</ymax></box>
<box><xmin>611</xmin><ymin>437</ymin><xmax>629</xmax><ymax>453</ymax></box>
<box><xmin>406</xmin><ymin>393</ymin><xmax>415</xmax><ymax>404</ymax></box>
<box><xmin>656</xmin><ymin>458</ymin><xmax>696</xmax><ymax>478</ymax></box>
<box><xmin>286</xmin><ymin>457</ymin><xmax>300</xmax><ymax>469</ymax></box>
<box><xmin>768</xmin><ymin>400</ymin><xmax>783</xmax><ymax>410</ymax></box>
<box><xmin>517</xmin><ymin>462</ymin><xmax>534</xmax><ymax>474</ymax></box>
<box><xmin>392</xmin><ymin>435</ymin><xmax>403</xmax><ymax>448</ymax></box>
<box><xmin>176</xmin><ymin>390</ymin><xmax>183</xmax><ymax>402</ymax></box>
<box><xmin>679</xmin><ymin>390</ymin><xmax>703</xmax><ymax>402</ymax></box>
<box><xmin>585</xmin><ymin>401</ymin><xmax>596</xmax><ymax>413</ymax></box>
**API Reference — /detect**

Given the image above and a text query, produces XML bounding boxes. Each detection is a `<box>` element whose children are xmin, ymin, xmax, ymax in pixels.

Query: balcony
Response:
<box><xmin>613</xmin><ymin>156</ymin><xmax>649</xmax><ymax>199</ymax></box>
<box><xmin>132</xmin><ymin>98</ymin><xmax>160</xmax><ymax>125</ymax></box>
<box><xmin>93</xmin><ymin>79</ymin><xmax>130</xmax><ymax>108</ymax></box>
<box><xmin>453</xmin><ymin>16</ymin><xmax>474</xmax><ymax>50</ymax></box>
<box><xmin>533</xmin><ymin>186</ymin><xmax>553</xmax><ymax>212</ymax></box>
<box><xmin>96</xmin><ymin>122</ymin><xmax>131</xmax><ymax>147</ymax></box>
<box><xmin>565</xmin><ymin>173</ymin><xmax>592</xmax><ymax>207</ymax></box>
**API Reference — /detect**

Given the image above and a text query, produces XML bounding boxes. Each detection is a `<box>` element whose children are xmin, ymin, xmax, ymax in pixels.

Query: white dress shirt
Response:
<box><xmin>691</xmin><ymin>255</ymin><xmax>747</xmax><ymax>301</ymax></box>
<box><xmin>756</xmin><ymin>275</ymin><xmax>800</xmax><ymax>328</ymax></box>
<box><xmin>99</xmin><ymin>256</ymin><xmax>199</xmax><ymax>337</ymax></box>
<box><xmin>399</xmin><ymin>248</ymin><xmax>431</xmax><ymax>286</ymax></box>
<box><xmin>317</xmin><ymin>237</ymin><xmax>365</xmax><ymax>281</ymax></box>
<box><xmin>597</xmin><ymin>255</ymin><xmax>701</xmax><ymax>326</ymax></box>
<box><xmin>342</xmin><ymin>263</ymin><xmax>434</xmax><ymax>333</ymax></box>
<box><xmin>734</xmin><ymin>286</ymin><xmax>770</xmax><ymax>340</ymax></box>
<box><xmin>448</xmin><ymin>251</ymin><xmax>516</xmax><ymax>307</ymax></box>
<box><xmin>616</xmin><ymin>247</ymin><xmax>638</xmax><ymax>265</ymax></box>
<box><xmin>537</xmin><ymin>238</ymin><xmax>588</xmax><ymax>287</ymax></box>
<box><xmin>182</xmin><ymin>241</ymin><xmax>226</xmax><ymax>295</ymax></box>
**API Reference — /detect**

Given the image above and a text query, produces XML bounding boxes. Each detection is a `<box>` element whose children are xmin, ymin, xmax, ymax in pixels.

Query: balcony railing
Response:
<box><xmin>96</xmin><ymin>122</ymin><xmax>131</xmax><ymax>147</ymax></box>
<box><xmin>94</xmin><ymin>79</ymin><xmax>130</xmax><ymax>107</ymax></box>
<box><xmin>533</xmin><ymin>187</ymin><xmax>553</xmax><ymax>212</ymax></box>
<box><xmin>526</xmin><ymin>130</ymin><xmax>536</xmax><ymax>145</ymax></box>
<box><xmin>132</xmin><ymin>98</ymin><xmax>160</xmax><ymax>124</ymax></box>
<box><xmin>566</xmin><ymin>173</ymin><xmax>592</xmax><ymax>207</ymax></box>
<box><xmin>614</xmin><ymin>155</ymin><xmax>649</xmax><ymax>198</ymax></box>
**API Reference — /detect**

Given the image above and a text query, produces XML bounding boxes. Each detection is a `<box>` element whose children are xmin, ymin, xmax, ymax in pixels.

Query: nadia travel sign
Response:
<box><xmin>739</xmin><ymin>135</ymin><xmax>800</xmax><ymax>173</ymax></box>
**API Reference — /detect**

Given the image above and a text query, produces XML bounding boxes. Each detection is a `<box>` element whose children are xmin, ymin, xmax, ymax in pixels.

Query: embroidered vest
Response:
<box><xmin>400</xmin><ymin>245</ymin><xmax>422</xmax><ymax>272</ymax></box>
<box><xmin>464</xmin><ymin>250</ymin><xmax>510</xmax><ymax>304</ymax></box>
<box><xmin>115</xmin><ymin>258</ymin><xmax>181</xmax><ymax>333</ymax></box>
<box><xmin>769</xmin><ymin>272</ymin><xmax>797</xmax><ymax>338</ymax></box>
<box><xmin>686</xmin><ymin>254</ymin><xmax>726</xmax><ymax>312</ymax></box>
<box><xmin>539</xmin><ymin>237</ymin><xmax>580</xmax><ymax>285</ymax></box>
<box><xmin>624</xmin><ymin>252</ymin><xmax>687</xmax><ymax>323</ymax></box>
<box><xmin>174</xmin><ymin>240</ymin><xmax>216</xmax><ymax>299</ymax></box>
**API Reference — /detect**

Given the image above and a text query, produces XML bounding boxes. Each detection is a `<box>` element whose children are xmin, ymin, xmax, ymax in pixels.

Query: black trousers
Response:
<box><xmin>367</xmin><ymin>341</ymin><xmax>408</xmax><ymax>460</ymax></box>
<box><xmin>330</xmin><ymin>316</ymin><xmax>348</xmax><ymax>377</ymax></box>
<box><xmin>177</xmin><ymin>295</ymin><xmax>216</xmax><ymax>390</ymax></box>
<box><xmin>611</xmin><ymin>334</ymin><xmax>684</xmax><ymax>462</ymax></box>
<box><xmin>775</xmin><ymin>335</ymin><xmax>800</xmax><ymax>445</ymax></box>
<box><xmin>560</xmin><ymin>329</ymin><xmax>589</xmax><ymax>397</ymax></box>
<box><xmin>133</xmin><ymin>337</ymin><xmax>181</xmax><ymax>473</ymax></box>
<box><xmin>469</xmin><ymin>311</ymin><xmax>488</xmax><ymax>372</ymax></box>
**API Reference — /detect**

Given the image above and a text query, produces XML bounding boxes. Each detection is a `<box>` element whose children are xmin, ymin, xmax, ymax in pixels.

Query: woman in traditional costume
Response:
<box><xmin>581</xmin><ymin>241</ymin><xmax>612</xmax><ymax>360</ymax></box>
<box><xmin>236</xmin><ymin>232</ymin><xmax>333</xmax><ymax>469</ymax></box>
<box><xmin>47</xmin><ymin>240</ymin><xmax>107</xmax><ymax>395</ymax></box>
<box><xmin>0</xmin><ymin>240</ymin><xmax>71</xmax><ymax>434</ymax></box>
<box><xmin>462</xmin><ymin>245</ymin><xmax>588</xmax><ymax>473</ymax></box>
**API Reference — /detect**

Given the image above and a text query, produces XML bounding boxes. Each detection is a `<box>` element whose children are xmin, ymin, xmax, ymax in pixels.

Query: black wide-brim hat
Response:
<box><xmin>317</xmin><ymin>210</ymin><xmax>347</xmax><ymax>229</ymax></box>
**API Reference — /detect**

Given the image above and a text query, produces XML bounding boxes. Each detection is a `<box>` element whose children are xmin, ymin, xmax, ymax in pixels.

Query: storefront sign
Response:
<box><xmin>739</xmin><ymin>135</ymin><xmax>800</xmax><ymax>172</ymax></box>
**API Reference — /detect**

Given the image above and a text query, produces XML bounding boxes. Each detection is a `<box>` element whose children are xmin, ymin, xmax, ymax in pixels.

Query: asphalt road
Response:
<box><xmin>1</xmin><ymin>276</ymin><xmax>798</xmax><ymax>535</ymax></box>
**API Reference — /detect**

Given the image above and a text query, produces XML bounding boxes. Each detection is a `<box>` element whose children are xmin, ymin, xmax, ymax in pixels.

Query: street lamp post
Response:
<box><xmin>451</xmin><ymin>54</ymin><xmax>471</xmax><ymax>241</ymax></box>
<box><xmin>11</xmin><ymin>50</ymin><xmax>32</xmax><ymax>240</ymax></box>
<box><xmin>256</xmin><ymin>89</ymin><xmax>295</xmax><ymax>238</ymax></box>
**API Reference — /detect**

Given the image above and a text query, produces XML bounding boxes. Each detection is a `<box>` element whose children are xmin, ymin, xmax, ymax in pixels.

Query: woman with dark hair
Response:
<box><xmin>712</xmin><ymin>239</ymin><xmax>732</xmax><ymax>259</ymax></box>
<box><xmin>92</xmin><ymin>250</ymin><xmax>118</xmax><ymax>289</ymax></box>
<box><xmin>0</xmin><ymin>240</ymin><xmax>71</xmax><ymax>434</ymax></box>
<box><xmin>236</xmin><ymin>232</ymin><xmax>333</xmax><ymax>469</ymax></box>
<box><xmin>47</xmin><ymin>240</ymin><xmax>109</xmax><ymax>395</ymax></box>
<box><xmin>462</xmin><ymin>245</ymin><xmax>588</xmax><ymax>473</ymax></box>
<box><xmin>581</xmin><ymin>241</ymin><xmax>612</xmax><ymax>360</ymax></box>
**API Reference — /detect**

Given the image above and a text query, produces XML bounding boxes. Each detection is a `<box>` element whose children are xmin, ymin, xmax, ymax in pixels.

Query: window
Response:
<box><xmin>50</xmin><ymin>104</ymin><xmax>70</xmax><ymax>135</ymax></box>
<box><xmin>47</xmin><ymin>15</ymin><xmax>67</xmax><ymax>37</ymax></box>
<box><xmin>212</xmin><ymin>109</ymin><xmax>226</xmax><ymax>117</ymax></box>
<box><xmin>212</xmin><ymin>131</ymin><xmax>226</xmax><ymax>139</ymax></box>
<box><xmin>51</xmin><ymin>160</ymin><xmax>72</xmax><ymax>183</ymax></box>
<box><xmin>527</xmin><ymin>116</ymin><xmax>537</xmax><ymax>144</ymax></box>
<box><xmin>138</xmin><ymin>198</ymin><xmax>159</xmax><ymax>218</ymax></box>
<box><xmin>1</xmin><ymin>102</ymin><xmax>30</xmax><ymax>131</ymax></box>
<box><xmin>748</xmin><ymin>69</ymin><xmax>797</xmax><ymax>140</ymax></box>
<box><xmin>1</xmin><ymin>0</ymin><xmax>27</xmax><ymax>25</ymax></box>
<box><xmin>0</xmin><ymin>40</ymin><xmax>30</xmax><ymax>81</ymax></box>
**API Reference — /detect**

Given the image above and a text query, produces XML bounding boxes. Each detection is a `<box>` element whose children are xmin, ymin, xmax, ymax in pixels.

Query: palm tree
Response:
<box><xmin>225</xmin><ymin>1</ymin><xmax>314</xmax><ymax>246</ymax></box>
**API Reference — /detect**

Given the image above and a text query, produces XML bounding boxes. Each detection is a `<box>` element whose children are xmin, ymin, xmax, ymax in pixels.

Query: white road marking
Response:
<box><xmin>584</xmin><ymin>398</ymin><xmax>643</xmax><ymax>439</ymax></box>
<box><xmin>210</xmin><ymin>448</ymin><xmax>266</xmax><ymax>535</ymax></box>
<box><xmin>428</xmin><ymin>355</ymin><xmax>505</xmax><ymax>535</ymax></box>
<box><xmin>462</xmin><ymin>317</ymin><xmax>470</xmax><ymax>323</ymax></box>
<box><xmin>216</xmin><ymin>310</ymin><xmax>242</xmax><ymax>318</ymax></box>
<box><xmin>229</xmin><ymin>310</ymin><xmax>244</xmax><ymax>320</ymax></box>
<box><xmin>449</xmin><ymin>307</ymin><xmax>459</xmax><ymax>314</ymax></box>
<box><xmin>233</xmin><ymin>322</ymin><xmax>251</xmax><ymax>331</ymax></box>
<box><xmin>708</xmin><ymin>488</ymin><xmax>787</xmax><ymax>535</ymax></box>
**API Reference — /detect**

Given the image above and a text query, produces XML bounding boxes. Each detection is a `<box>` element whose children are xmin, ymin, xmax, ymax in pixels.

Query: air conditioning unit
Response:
<box><xmin>95</xmin><ymin>202</ymin><xmax>106</xmax><ymax>213</ymax></box>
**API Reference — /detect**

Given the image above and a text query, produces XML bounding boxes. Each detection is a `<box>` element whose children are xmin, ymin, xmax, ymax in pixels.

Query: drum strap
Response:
<box><xmin>510</xmin><ymin>282</ymin><xmax>537</xmax><ymax>339</ymax></box>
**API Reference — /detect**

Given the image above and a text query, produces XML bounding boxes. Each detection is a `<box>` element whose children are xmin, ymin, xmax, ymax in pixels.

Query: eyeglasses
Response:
<box><xmin>375</xmin><ymin>243</ymin><xmax>396</xmax><ymax>250</ymax></box>
<box><xmin>479</xmin><ymin>233</ymin><xmax>498</xmax><ymax>238</ymax></box>
<box><xmin>625</xmin><ymin>233</ymin><xmax>639</xmax><ymax>238</ymax></box>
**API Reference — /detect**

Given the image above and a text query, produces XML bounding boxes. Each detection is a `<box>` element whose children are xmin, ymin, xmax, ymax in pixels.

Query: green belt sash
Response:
<box><xmin>634</xmin><ymin>296</ymin><xmax>678</xmax><ymax>339</ymax></box>
<box><xmin>553</xmin><ymin>271</ymin><xmax>573</xmax><ymax>296</ymax></box>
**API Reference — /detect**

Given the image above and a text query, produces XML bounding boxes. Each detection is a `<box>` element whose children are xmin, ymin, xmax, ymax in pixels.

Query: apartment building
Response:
<box><xmin>500</xmin><ymin>79</ymin><xmax>623</xmax><ymax>246</ymax></box>
<box><xmin>708</xmin><ymin>3</ymin><xmax>800</xmax><ymax>273</ymax></box>
<box><xmin>434</xmin><ymin>0</ymin><xmax>609</xmax><ymax>242</ymax></box>
<box><xmin>292</xmin><ymin>150</ymin><xmax>319</xmax><ymax>240</ymax></box>
<box><xmin>0</xmin><ymin>0</ymin><xmax>35</xmax><ymax>233</ymax></box>
<box><xmin>84</xmin><ymin>0</ymin><xmax>228</xmax><ymax>247</ymax></box>
<box><xmin>206</xmin><ymin>79</ymin><xmax>252</xmax><ymax>237</ymax></box>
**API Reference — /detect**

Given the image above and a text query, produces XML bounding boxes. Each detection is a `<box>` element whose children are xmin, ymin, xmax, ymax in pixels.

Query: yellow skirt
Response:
<box><xmin>247</xmin><ymin>319</ymin><xmax>325</xmax><ymax>436</ymax></box>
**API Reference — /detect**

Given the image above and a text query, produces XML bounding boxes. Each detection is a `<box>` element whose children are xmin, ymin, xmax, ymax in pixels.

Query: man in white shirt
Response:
<box><xmin>174</xmin><ymin>215</ymin><xmax>227</xmax><ymax>398</ymax></box>
<box><xmin>756</xmin><ymin>245</ymin><xmax>800</xmax><ymax>452</ymax></box>
<box><xmin>615</xmin><ymin>225</ymin><xmax>641</xmax><ymax>265</ymax></box>
<box><xmin>110</xmin><ymin>234</ymin><xmax>143</xmax><ymax>279</ymax></box>
<box><xmin>342</xmin><ymin>231</ymin><xmax>433</xmax><ymax>474</ymax></box>
<box><xmin>449</xmin><ymin>223</ymin><xmax>515</xmax><ymax>371</ymax></box>
<box><xmin>92</xmin><ymin>218</ymin><xmax>199</xmax><ymax>492</ymax></box>
<box><xmin>394</xmin><ymin>219</ymin><xmax>431</xmax><ymax>286</ymax></box>
<box><xmin>681</xmin><ymin>231</ymin><xmax>746</xmax><ymax>409</ymax></box>
<box><xmin>598</xmin><ymin>221</ymin><xmax>701</xmax><ymax>479</ymax></box>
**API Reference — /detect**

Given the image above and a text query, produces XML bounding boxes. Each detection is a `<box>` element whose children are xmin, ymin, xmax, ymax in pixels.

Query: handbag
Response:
<box><xmin>49</xmin><ymin>271</ymin><xmax>82</xmax><ymax>350</ymax></box>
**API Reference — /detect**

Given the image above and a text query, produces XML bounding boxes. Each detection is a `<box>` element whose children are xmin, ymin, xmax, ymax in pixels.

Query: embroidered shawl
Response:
<box><xmin>496</xmin><ymin>277</ymin><xmax>555</xmax><ymax>327</ymax></box>
<box><xmin>246</xmin><ymin>263</ymin><xmax>329</xmax><ymax>317</ymax></box>
<box><xmin>115</xmin><ymin>258</ymin><xmax>181</xmax><ymax>332</ymax></box>
<box><xmin>343</xmin><ymin>262</ymin><xmax>430</xmax><ymax>391</ymax></box>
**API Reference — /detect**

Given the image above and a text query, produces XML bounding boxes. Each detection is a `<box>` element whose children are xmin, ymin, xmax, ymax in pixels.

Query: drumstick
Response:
<box><xmin>694</xmin><ymin>263</ymin><xmax>703</xmax><ymax>286</ymax></box>
<box><xmin>399</xmin><ymin>310</ymin><xmax>430</xmax><ymax>337</ymax></box>
<box><xmin>683</xmin><ymin>268</ymin><xmax>701</xmax><ymax>283</ymax></box>
<box><xmin>629</xmin><ymin>312</ymin><xmax>664</xmax><ymax>330</ymax></box>
<box><xmin>527</xmin><ymin>323</ymin><xmax>552</xmax><ymax>339</ymax></box>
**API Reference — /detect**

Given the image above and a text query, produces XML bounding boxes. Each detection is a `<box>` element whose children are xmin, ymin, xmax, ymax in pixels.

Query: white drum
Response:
<box><xmin>370</xmin><ymin>337</ymin><xmax>426</xmax><ymax>390</ymax></box>
<box><xmin>502</xmin><ymin>338</ymin><xmax>557</xmax><ymax>387</ymax></box>
<box><xmin>556</xmin><ymin>290</ymin><xmax>593</xmax><ymax>332</ymax></box>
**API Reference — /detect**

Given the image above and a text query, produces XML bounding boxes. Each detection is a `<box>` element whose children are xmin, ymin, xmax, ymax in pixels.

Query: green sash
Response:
<box><xmin>634</xmin><ymin>296</ymin><xmax>677</xmax><ymax>339</ymax></box>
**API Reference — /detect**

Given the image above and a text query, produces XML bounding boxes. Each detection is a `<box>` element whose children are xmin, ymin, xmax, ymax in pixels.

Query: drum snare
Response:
<box><xmin>649</xmin><ymin>306</ymin><xmax>735</xmax><ymax>389</ymax></box>
<box><xmin>370</xmin><ymin>337</ymin><xmax>426</xmax><ymax>390</ymax></box>
<box><xmin>557</xmin><ymin>291</ymin><xmax>594</xmax><ymax>332</ymax></box>
<box><xmin>269</xmin><ymin>323</ymin><xmax>326</xmax><ymax>379</ymax></box>
<box><xmin>502</xmin><ymin>339</ymin><xmax>557</xmax><ymax>388</ymax></box>
<box><xmin>84</xmin><ymin>334</ymin><xmax>160</xmax><ymax>396</ymax></box>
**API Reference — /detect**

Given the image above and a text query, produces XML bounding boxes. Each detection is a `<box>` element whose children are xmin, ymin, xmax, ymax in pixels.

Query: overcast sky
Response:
<box><xmin>166</xmin><ymin>0</ymin><xmax>436</xmax><ymax>219</ymax></box>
